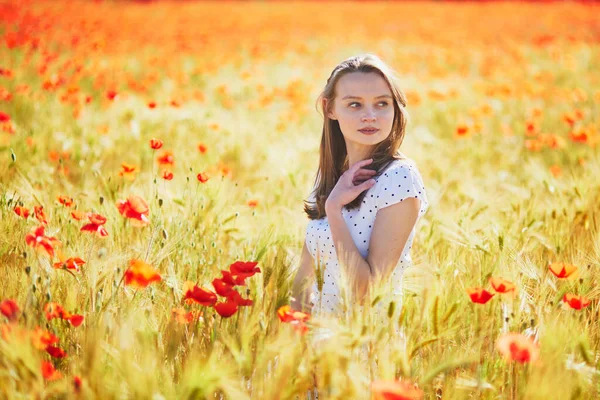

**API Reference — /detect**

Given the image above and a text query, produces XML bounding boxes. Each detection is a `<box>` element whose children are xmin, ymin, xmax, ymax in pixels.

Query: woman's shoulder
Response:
<box><xmin>377</xmin><ymin>155</ymin><xmax>421</xmax><ymax>178</ymax></box>
<box><xmin>373</xmin><ymin>155</ymin><xmax>428</xmax><ymax>213</ymax></box>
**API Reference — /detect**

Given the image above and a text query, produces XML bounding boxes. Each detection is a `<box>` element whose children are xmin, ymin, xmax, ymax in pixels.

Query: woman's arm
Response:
<box><xmin>290</xmin><ymin>240</ymin><xmax>315</xmax><ymax>312</ymax></box>
<box><xmin>325</xmin><ymin>205</ymin><xmax>373</xmax><ymax>302</ymax></box>
<box><xmin>326</xmin><ymin>198</ymin><xmax>420</xmax><ymax>303</ymax></box>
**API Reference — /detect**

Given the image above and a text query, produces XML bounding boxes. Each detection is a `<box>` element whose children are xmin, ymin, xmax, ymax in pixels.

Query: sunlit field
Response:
<box><xmin>1</xmin><ymin>0</ymin><xmax>600</xmax><ymax>398</ymax></box>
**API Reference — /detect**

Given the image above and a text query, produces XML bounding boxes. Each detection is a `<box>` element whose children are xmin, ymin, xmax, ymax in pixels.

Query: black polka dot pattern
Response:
<box><xmin>376</xmin><ymin>164</ymin><xmax>428</xmax><ymax>213</ymax></box>
<box><xmin>304</xmin><ymin>158</ymin><xmax>429</xmax><ymax>315</ymax></box>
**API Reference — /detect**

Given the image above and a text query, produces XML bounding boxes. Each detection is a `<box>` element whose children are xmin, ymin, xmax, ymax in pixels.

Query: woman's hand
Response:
<box><xmin>325</xmin><ymin>158</ymin><xmax>377</xmax><ymax>212</ymax></box>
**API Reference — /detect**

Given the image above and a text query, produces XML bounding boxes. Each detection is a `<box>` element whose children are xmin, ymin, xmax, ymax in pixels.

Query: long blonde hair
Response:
<box><xmin>304</xmin><ymin>54</ymin><xmax>411</xmax><ymax>220</ymax></box>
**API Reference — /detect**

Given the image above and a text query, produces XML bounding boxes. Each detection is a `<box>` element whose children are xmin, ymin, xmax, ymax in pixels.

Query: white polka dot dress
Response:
<box><xmin>305</xmin><ymin>157</ymin><xmax>429</xmax><ymax>317</ymax></box>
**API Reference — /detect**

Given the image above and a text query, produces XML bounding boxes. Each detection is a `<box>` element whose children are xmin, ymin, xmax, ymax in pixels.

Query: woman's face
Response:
<box><xmin>327</xmin><ymin>72</ymin><xmax>395</xmax><ymax>148</ymax></box>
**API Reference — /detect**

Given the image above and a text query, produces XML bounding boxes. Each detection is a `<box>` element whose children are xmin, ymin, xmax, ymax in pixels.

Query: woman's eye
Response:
<box><xmin>349</xmin><ymin>102</ymin><xmax>388</xmax><ymax>108</ymax></box>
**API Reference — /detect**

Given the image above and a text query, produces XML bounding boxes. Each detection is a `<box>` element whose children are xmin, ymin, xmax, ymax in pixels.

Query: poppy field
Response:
<box><xmin>1</xmin><ymin>0</ymin><xmax>600</xmax><ymax>398</ymax></box>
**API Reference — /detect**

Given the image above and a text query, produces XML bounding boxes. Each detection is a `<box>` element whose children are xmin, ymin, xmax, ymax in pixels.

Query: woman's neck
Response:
<box><xmin>345</xmin><ymin>142</ymin><xmax>372</xmax><ymax>168</ymax></box>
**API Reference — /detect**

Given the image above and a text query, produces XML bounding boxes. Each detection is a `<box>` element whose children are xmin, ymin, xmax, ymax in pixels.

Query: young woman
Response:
<box><xmin>291</xmin><ymin>54</ymin><xmax>429</xmax><ymax>318</ymax></box>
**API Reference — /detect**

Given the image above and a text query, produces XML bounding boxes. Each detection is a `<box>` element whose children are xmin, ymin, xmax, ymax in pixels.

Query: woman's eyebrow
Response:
<box><xmin>341</xmin><ymin>94</ymin><xmax>393</xmax><ymax>100</ymax></box>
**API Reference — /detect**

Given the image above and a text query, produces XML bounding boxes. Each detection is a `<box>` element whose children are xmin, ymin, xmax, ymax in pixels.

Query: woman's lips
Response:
<box><xmin>359</xmin><ymin>128</ymin><xmax>379</xmax><ymax>135</ymax></box>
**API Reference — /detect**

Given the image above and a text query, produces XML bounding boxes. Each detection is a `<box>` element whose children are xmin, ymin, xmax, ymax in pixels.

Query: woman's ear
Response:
<box><xmin>324</xmin><ymin>98</ymin><xmax>337</xmax><ymax>120</ymax></box>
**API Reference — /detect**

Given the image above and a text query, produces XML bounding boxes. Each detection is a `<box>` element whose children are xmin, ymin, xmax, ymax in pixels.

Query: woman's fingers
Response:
<box><xmin>353</xmin><ymin>174</ymin><xmax>377</xmax><ymax>186</ymax></box>
<box><xmin>345</xmin><ymin>160</ymin><xmax>376</xmax><ymax>187</ymax></box>
<box><xmin>355</xmin><ymin>169</ymin><xmax>377</xmax><ymax>177</ymax></box>
<box><xmin>353</xmin><ymin>170</ymin><xmax>377</xmax><ymax>180</ymax></box>
<box><xmin>355</xmin><ymin>178</ymin><xmax>376</xmax><ymax>192</ymax></box>
<box><xmin>353</xmin><ymin>174</ymin><xmax>376</xmax><ymax>183</ymax></box>
<box><xmin>347</xmin><ymin>165</ymin><xmax>376</xmax><ymax>186</ymax></box>
<box><xmin>350</xmin><ymin>158</ymin><xmax>373</xmax><ymax>174</ymax></box>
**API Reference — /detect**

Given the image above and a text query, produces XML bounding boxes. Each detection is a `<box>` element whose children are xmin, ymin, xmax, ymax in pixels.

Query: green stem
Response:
<box><xmin>144</xmin><ymin>224</ymin><xmax>158</xmax><ymax>262</ymax></box>
<box><xmin>99</xmin><ymin>272</ymin><xmax>126</xmax><ymax>314</ymax></box>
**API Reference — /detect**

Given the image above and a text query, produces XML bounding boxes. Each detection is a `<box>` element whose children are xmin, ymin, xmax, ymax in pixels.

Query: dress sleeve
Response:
<box><xmin>375</xmin><ymin>161</ymin><xmax>429</xmax><ymax>217</ymax></box>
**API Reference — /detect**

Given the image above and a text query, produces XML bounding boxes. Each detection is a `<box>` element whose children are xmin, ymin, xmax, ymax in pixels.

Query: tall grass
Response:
<box><xmin>0</xmin><ymin>0</ymin><xmax>599</xmax><ymax>398</ymax></box>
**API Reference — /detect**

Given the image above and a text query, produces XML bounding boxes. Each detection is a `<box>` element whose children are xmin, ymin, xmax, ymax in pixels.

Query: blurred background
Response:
<box><xmin>1</xmin><ymin>0</ymin><xmax>600</xmax><ymax>398</ymax></box>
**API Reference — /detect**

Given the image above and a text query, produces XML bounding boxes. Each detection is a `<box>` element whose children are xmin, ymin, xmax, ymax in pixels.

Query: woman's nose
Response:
<box><xmin>361</xmin><ymin>113</ymin><xmax>376</xmax><ymax>122</ymax></box>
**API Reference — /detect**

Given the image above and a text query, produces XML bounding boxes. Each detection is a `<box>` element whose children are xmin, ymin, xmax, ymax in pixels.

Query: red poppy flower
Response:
<box><xmin>496</xmin><ymin>332</ymin><xmax>539</xmax><ymax>364</ymax></box>
<box><xmin>43</xmin><ymin>302</ymin><xmax>83</xmax><ymax>326</ymax></box>
<box><xmin>218</xmin><ymin>163</ymin><xmax>232</xmax><ymax>178</ymax></box>
<box><xmin>150</xmin><ymin>138</ymin><xmax>163</xmax><ymax>150</ymax></box>
<box><xmin>371</xmin><ymin>379</ymin><xmax>424</xmax><ymax>400</ymax></box>
<box><xmin>221</xmin><ymin>270</ymin><xmax>247</xmax><ymax>286</ymax></box>
<box><xmin>549</xmin><ymin>165</ymin><xmax>562</xmax><ymax>178</ymax></box>
<box><xmin>212</xmin><ymin>278</ymin><xmax>236</xmax><ymax>297</ymax></box>
<box><xmin>124</xmin><ymin>259</ymin><xmax>161</xmax><ymax>289</ymax></box>
<box><xmin>46</xmin><ymin>345</ymin><xmax>67</xmax><ymax>358</ymax></box>
<box><xmin>0</xmin><ymin>88</ymin><xmax>11</xmax><ymax>102</ymax></box>
<box><xmin>198</xmin><ymin>143</ymin><xmax>208</xmax><ymax>154</ymax></box>
<box><xmin>525</xmin><ymin>139</ymin><xmax>543</xmax><ymax>152</ymax></box>
<box><xmin>117</xmin><ymin>195</ymin><xmax>150</xmax><ymax>227</ymax></box>
<box><xmin>74</xmin><ymin>376</ymin><xmax>82</xmax><ymax>393</ymax></box>
<box><xmin>45</xmin><ymin>302</ymin><xmax>68</xmax><ymax>321</ymax></box>
<box><xmin>41</xmin><ymin>361</ymin><xmax>62</xmax><ymax>381</ymax></box>
<box><xmin>71</xmin><ymin>210</ymin><xmax>87</xmax><ymax>220</ymax></box>
<box><xmin>57</xmin><ymin>196</ymin><xmax>74</xmax><ymax>207</ymax></box>
<box><xmin>215</xmin><ymin>298</ymin><xmax>238</xmax><ymax>318</ymax></box>
<box><xmin>148</xmin><ymin>101</ymin><xmax>157</xmax><ymax>109</ymax></box>
<box><xmin>0</xmin><ymin>112</ymin><xmax>10</xmax><ymax>122</ymax></box>
<box><xmin>80</xmin><ymin>213</ymin><xmax>109</xmax><ymax>237</ymax></box>
<box><xmin>562</xmin><ymin>112</ymin><xmax>576</xmax><ymax>126</ymax></box>
<box><xmin>162</xmin><ymin>170</ymin><xmax>173</xmax><ymax>180</ymax></box>
<box><xmin>53</xmin><ymin>257</ymin><xmax>85</xmax><ymax>272</ymax></box>
<box><xmin>197</xmin><ymin>172</ymin><xmax>209</xmax><ymax>183</ymax></box>
<box><xmin>466</xmin><ymin>287</ymin><xmax>494</xmax><ymax>304</ymax></box>
<box><xmin>80</xmin><ymin>222</ymin><xmax>108</xmax><ymax>237</ymax></box>
<box><xmin>14</xmin><ymin>206</ymin><xmax>30</xmax><ymax>218</ymax></box>
<box><xmin>549</xmin><ymin>262</ymin><xmax>578</xmax><ymax>279</ymax></box>
<box><xmin>183</xmin><ymin>281</ymin><xmax>217</xmax><ymax>306</ymax></box>
<box><xmin>226</xmin><ymin>290</ymin><xmax>253</xmax><ymax>307</ymax></box>
<box><xmin>68</xmin><ymin>315</ymin><xmax>84</xmax><ymax>328</ymax></box>
<box><xmin>0</xmin><ymin>299</ymin><xmax>19</xmax><ymax>321</ymax></box>
<box><xmin>525</xmin><ymin>120</ymin><xmax>538</xmax><ymax>136</ymax></box>
<box><xmin>229</xmin><ymin>261</ymin><xmax>261</xmax><ymax>280</ymax></box>
<box><xmin>119</xmin><ymin>163</ymin><xmax>136</xmax><ymax>174</ymax></box>
<box><xmin>157</xmin><ymin>150</ymin><xmax>174</xmax><ymax>166</ymax></box>
<box><xmin>172</xmin><ymin>307</ymin><xmax>197</xmax><ymax>324</ymax></box>
<box><xmin>89</xmin><ymin>213</ymin><xmax>106</xmax><ymax>225</ymax></box>
<box><xmin>489</xmin><ymin>277</ymin><xmax>517</xmax><ymax>294</ymax></box>
<box><xmin>34</xmin><ymin>205</ymin><xmax>49</xmax><ymax>225</ymax></box>
<box><xmin>48</xmin><ymin>150</ymin><xmax>71</xmax><ymax>163</ymax></box>
<box><xmin>455</xmin><ymin>124</ymin><xmax>469</xmax><ymax>137</ymax></box>
<box><xmin>277</xmin><ymin>305</ymin><xmax>310</xmax><ymax>323</ymax></box>
<box><xmin>31</xmin><ymin>327</ymin><xmax>59</xmax><ymax>349</ymax></box>
<box><xmin>563</xmin><ymin>294</ymin><xmax>591</xmax><ymax>310</ymax></box>
<box><xmin>25</xmin><ymin>225</ymin><xmax>61</xmax><ymax>258</ymax></box>
<box><xmin>118</xmin><ymin>162</ymin><xmax>137</xmax><ymax>179</ymax></box>
<box><xmin>247</xmin><ymin>199</ymin><xmax>258</xmax><ymax>208</ymax></box>
<box><xmin>106</xmin><ymin>90</ymin><xmax>118</xmax><ymax>101</ymax></box>
<box><xmin>569</xmin><ymin>129</ymin><xmax>588</xmax><ymax>144</ymax></box>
